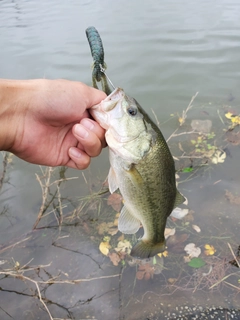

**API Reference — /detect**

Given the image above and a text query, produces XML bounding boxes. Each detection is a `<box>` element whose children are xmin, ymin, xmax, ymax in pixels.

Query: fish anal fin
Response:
<box><xmin>173</xmin><ymin>190</ymin><xmax>185</xmax><ymax>209</ymax></box>
<box><xmin>118</xmin><ymin>206</ymin><xmax>140</xmax><ymax>234</ymax></box>
<box><xmin>130</xmin><ymin>240</ymin><xmax>166</xmax><ymax>259</ymax></box>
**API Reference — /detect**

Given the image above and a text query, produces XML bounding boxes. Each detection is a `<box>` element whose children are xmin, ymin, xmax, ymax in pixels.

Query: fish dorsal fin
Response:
<box><xmin>108</xmin><ymin>167</ymin><xmax>118</xmax><ymax>193</ymax></box>
<box><xmin>173</xmin><ymin>190</ymin><xmax>186</xmax><ymax>209</ymax></box>
<box><xmin>118</xmin><ymin>205</ymin><xmax>141</xmax><ymax>234</ymax></box>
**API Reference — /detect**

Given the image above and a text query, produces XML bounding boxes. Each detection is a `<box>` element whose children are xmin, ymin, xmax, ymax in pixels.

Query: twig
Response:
<box><xmin>209</xmin><ymin>272</ymin><xmax>238</xmax><ymax>289</ymax></box>
<box><xmin>40</xmin><ymin>273</ymin><xmax>121</xmax><ymax>285</ymax></box>
<box><xmin>167</xmin><ymin>130</ymin><xmax>196</xmax><ymax>142</ymax></box>
<box><xmin>0</xmin><ymin>236</ymin><xmax>32</xmax><ymax>254</ymax></box>
<box><xmin>180</xmin><ymin>92</ymin><xmax>199</xmax><ymax>126</ymax></box>
<box><xmin>151</xmin><ymin>109</ymin><xmax>160</xmax><ymax>128</ymax></box>
<box><xmin>228</xmin><ymin>242</ymin><xmax>240</xmax><ymax>268</ymax></box>
<box><xmin>33</xmin><ymin>167</ymin><xmax>53</xmax><ymax>229</ymax></box>
<box><xmin>0</xmin><ymin>269</ymin><xmax>53</xmax><ymax>320</ymax></box>
<box><xmin>217</xmin><ymin>109</ymin><xmax>225</xmax><ymax>125</ymax></box>
<box><xmin>0</xmin><ymin>152</ymin><xmax>12</xmax><ymax>191</ymax></box>
<box><xmin>223</xmin><ymin>281</ymin><xmax>240</xmax><ymax>291</ymax></box>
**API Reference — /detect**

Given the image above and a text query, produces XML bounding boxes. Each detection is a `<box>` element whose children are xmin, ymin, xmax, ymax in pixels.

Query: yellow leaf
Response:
<box><xmin>204</xmin><ymin>244</ymin><xmax>216</xmax><ymax>256</ymax></box>
<box><xmin>99</xmin><ymin>241</ymin><xmax>111</xmax><ymax>256</ymax></box>
<box><xmin>231</xmin><ymin>116</ymin><xmax>240</xmax><ymax>125</ymax></box>
<box><xmin>157</xmin><ymin>250</ymin><xmax>168</xmax><ymax>258</ymax></box>
<box><xmin>225</xmin><ymin>112</ymin><xmax>240</xmax><ymax>125</ymax></box>
<box><xmin>115</xmin><ymin>240</ymin><xmax>132</xmax><ymax>254</ymax></box>
<box><xmin>178</xmin><ymin>117</ymin><xmax>184</xmax><ymax>125</ymax></box>
<box><xmin>225</xmin><ymin>112</ymin><xmax>233</xmax><ymax>119</ymax></box>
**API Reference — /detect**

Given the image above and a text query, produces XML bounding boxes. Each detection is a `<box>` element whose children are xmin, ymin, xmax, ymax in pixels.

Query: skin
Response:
<box><xmin>0</xmin><ymin>79</ymin><xmax>107</xmax><ymax>169</ymax></box>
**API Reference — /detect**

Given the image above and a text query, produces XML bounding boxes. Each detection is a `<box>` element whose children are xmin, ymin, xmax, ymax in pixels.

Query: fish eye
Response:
<box><xmin>127</xmin><ymin>106</ymin><xmax>138</xmax><ymax>116</ymax></box>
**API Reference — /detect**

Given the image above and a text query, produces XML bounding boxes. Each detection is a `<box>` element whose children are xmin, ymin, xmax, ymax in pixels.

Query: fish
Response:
<box><xmin>85</xmin><ymin>26</ymin><xmax>112</xmax><ymax>95</ymax></box>
<box><xmin>90</xmin><ymin>88</ymin><xmax>185</xmax><ymax>259</ymax></box>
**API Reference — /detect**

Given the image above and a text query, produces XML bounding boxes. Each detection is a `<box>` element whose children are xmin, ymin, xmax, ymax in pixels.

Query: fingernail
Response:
<box><xmin>81</xmin><ymin>119</ymin><xmax>94</xmax><ymax>130</ymax></box>
<box><xmin>69</xmin><ymin>147</ymin><xmax>82</xmax><ymax>158</ymax></box>
<box><xmin>74</xmin><ymin>124</ymin><xmax>89</xmax><ymax>139</ymax></box>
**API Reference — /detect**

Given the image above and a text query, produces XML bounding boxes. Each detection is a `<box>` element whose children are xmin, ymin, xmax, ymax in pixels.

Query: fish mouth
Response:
<box><xmin>91</xmin><ymin>87</ymin><xmax>144</xmax><ymax>143</ymax></box>
<box><xmin>109</xmin><ymin>128</ymin><xmax>142</xmax><ymax>144</ymax></box>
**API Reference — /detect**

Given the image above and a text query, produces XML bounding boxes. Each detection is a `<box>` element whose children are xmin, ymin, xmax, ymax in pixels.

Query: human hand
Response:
<box><xmin>0</xmin><ymin>79</ymin><xmax>107</xmax><ymax>169</ymax></box>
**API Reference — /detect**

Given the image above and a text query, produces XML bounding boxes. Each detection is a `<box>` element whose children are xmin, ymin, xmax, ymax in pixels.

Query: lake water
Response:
<box><xmin>0</xmin><ymin>0</ymin><xmax>240</xmax><ymax>319</ymax></box>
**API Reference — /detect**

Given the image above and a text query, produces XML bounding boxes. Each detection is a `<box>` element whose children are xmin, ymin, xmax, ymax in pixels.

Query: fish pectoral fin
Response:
<box><xmin>118</xmin><ymin>206</ymin><xmax>140</xmax><ymax>234</ymax></box>
<box><xmin>108</xmin><ymin>167</ymin><xmax>119</xmax><ymax>193</ymax></box>
<box><xmin>125</xmin><ymin>165</ymin><xmax>144</xmax><ymax>189</ymax></box>
<box><xmin>173</xmin><ymin>190</ymin><xmax>186</xmax><ymax>209</ymax></box>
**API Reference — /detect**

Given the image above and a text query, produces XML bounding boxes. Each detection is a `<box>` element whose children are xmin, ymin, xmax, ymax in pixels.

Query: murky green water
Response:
<box><xmin>1</xmin><ymin>0</ymin><xmax>240</xmax><ymax>319</ymax></box>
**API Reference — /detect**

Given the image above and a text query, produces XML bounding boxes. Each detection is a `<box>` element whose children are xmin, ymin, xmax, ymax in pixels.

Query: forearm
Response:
<box><xmin>0</xmin><ymin>79</ymin><xmax>32</xmax><ymax>151</ymax></box>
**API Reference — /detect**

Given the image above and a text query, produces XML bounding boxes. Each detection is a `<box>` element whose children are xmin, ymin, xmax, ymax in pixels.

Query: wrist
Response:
<box><xmin>0</xmin><ymin>79</ymin><xmax>33</xmax><ymax>152</ymax></box>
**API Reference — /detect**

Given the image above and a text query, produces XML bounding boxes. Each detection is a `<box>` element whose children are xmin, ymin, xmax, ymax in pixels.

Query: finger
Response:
<box><xmin>68</xmin><ymin>147</ymin><xmax>91</xmax><ymax>170</ymax></box>
<box><xmin>84</xmin><ymin>86</ymin><xmax>107</xmax><ymax>109</ymax></box>
<box><xmin>80</xmin><ymin>118</ymin><xmax>107</xmax><ymax>148</ymax></box>
<box><xmin>72</xmin><ymin>123</ymin><xmax>105</xmax><ymax>157</ymax></box>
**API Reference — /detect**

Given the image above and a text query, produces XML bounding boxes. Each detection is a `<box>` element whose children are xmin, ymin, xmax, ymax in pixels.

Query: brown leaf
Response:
<box><xmin>109</xmin><ymin>252</ymin><xmax>121</xmax><ymax>266</ymax></box>
<box><xmin>108</xmin><ymin>227</ymin><xmax>118</xmax><ymax>236</ymax></box>
<box><xmin>136</xmin><ymin>270</ymin><xmax>145</xmax><ymax>280</ymax></box>
<box><xmin>167</xmin><ymin>233</ymin><xmax>189</xmax><ymax>253</ymax></box>
<box><xmin>137</xmin><ymin>263</ymin><xmax>155</xmax><ymax>280</ymax></box>
<box><xmin>225</xmin><ymin>190</ymin><xmax>240</xmax><ymax>205</ymax></box>
<box><xmin>107</xmin><ymin>193</ymin><xmax>123</xmax><ymax>212</ymax></box>
<box><xmin>168</xmin><ymin>278</ymin><xmax>177</xmax><ymax>284</ymax></box>
<box><xmin>144</xmin><ymin>272</ymin><xmax>151</xmax><ymax>280</ymax></box>
<box><xmin>117</xmin><ymin>234</ymin><xmax>124</xmax><ymax>242</ymax></box>
<box><xmin>226</xmin><ymin>131</ymin><xmax>240</xmax><ymax>145</ymax></box>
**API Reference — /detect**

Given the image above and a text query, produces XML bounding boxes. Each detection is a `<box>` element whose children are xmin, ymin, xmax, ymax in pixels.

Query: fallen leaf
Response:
<box><xmin>115</xmin><ymin>240</ymin><xmax>132</xmax><ymax>254</ymax></box>
<box><xmin>136</xmin><ymin>270</ymin><xmax>145</xmax><ymax>280</ymax></box>
<box><xmin>170</xmin><ymin>207</ymin><xmax>189</xmax><ymax>220</ymax></box>
<box><xmin>204</xmin><ymin>244</ymin><xmax>216</xmax><ymax>256</ymax></box>
<box><xmin>168</xmin><ymin>278</ymin><xmax>177</xmax><ymax>284</ymax></box>
<box><xmin>107</xmin><ymin>227</ymin><xmax>118</xmax><ymax>236</ymax></box>
<box><xmin>109</xmin><ymin>252</ymin><xmax>121</xmax><ymax>266</ymax></box>
<box><xmin>97</xmin><ymin>222</ymin><xmax>118</xmax><ymax>236</ymax></box>
<box><xmin>178</xmin><ymin>117</ymin><xmax>184</xmax><ymax>126</ymax></box>
<box><xmin>184</xmin><ymin>243</ymin><xmax>201</xmax><ymax>258</ymax></box>
<box><xmin>182</xmin><ymin>167</ymin><xmax>193</xmax><ymax>173</ymax></box>
<box><xmin>225</xmin><ymin>190</ymin><xmax>240</xmax><ymax>205</ymax></box>
<box><xmin>225</xmin><ymin>112</ymin><xmax>234</xmax><ymax>120</ymax></box>
<box><xmin>97</xmin><ymin>222</ymin><xmax>109</xmax><ymax>235</ymax></box>
<box><xmin>164</xmin><ymin>228</ymin><xmax>176</xmax><ymax>239</ymax></box>
<box><xmin>99</xmin><ymin>240</ymin><xmax>111</xmax><ymax>256</ymax></box>
<box><xmin>157</xmin><ymin>250</ymin><xmax>168</xmax><ymax>258</ymax></box>
<box><xmin>225</xmin><ymin>112</ymin><xmax>240</xmax><ymax>126</ymax></box>
<box><xmin>107</xmin><ymin>193</ymin><xmax>123</xmax><ymax>212</ymax></box>
<box><xmin>192</xmin><ymin>224</ymin><xmax>201</xmax><ymax>233</ymax></box>
<box><xmin>211</xmin><ymin>150</ymin><xmax>226</xmax><ymax>164</ymax></box>
<box><xmin>136</xmin><ymin>263</ymin><xmax>155</xmax><ymax>280</ymax></box>
<box><xmin>226</xmin><ymin>130</ymin><xmax>240</xmax><ymax>145</ymax></box>
<box><xmin>117</xmin><ymin>234</ymin><xmax>124</xmax><ymax>241</ymax></box>
<box><xmin>167</xmin><ymin>234</ymin><xmax>189</xmax><ymax>253</ymax></box>
<box><xmin>188</xmin><ymin>257</ymin><xmax>206</xmax><ymax>268</ymax></box>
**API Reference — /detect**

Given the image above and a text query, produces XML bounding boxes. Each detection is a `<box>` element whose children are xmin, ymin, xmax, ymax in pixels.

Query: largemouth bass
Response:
<box><xmin>90</xmin><ymin>88</ymin><xmax>185</xmax><ymax>259</ymax></box>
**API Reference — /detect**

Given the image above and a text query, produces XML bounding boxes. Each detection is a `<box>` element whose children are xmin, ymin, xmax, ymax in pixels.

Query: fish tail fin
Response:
<box><xmin>130</xmin><ymin>240</ymin><xmax>166</xmax><ymax>259</ymax></box>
